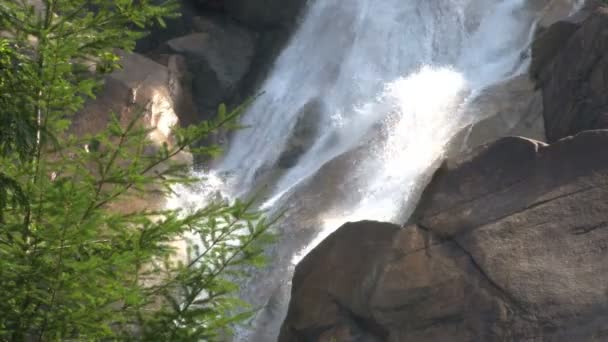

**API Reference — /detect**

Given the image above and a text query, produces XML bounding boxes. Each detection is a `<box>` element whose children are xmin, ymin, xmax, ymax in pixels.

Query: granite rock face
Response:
<box><xmin>163</xmin><ymin>16</ymin><xmax>256</xmax><ymax>120</ymax></box>
<box><xmin>536</xmin><ymin>6</ymin><xmax>608</xmax><ymax>142</ymax></box>
<box><xmin>280</xmin><ymin>131</ymin><xmax>608</xmax><ymax>342</ymax></box>
<box><xmin>71</xmin><ymin>52</ymin><xmax>192</xmax><ymax>213</ymax></box>
<box><xmin>72</xmin><ymin>52</ymin><xmax>187</xmax><ymax>146</ymax></box>
<box><xmin>530</xmin><ymin>20</ymin><xmax>580</xmax><ymax>80</ymax></box>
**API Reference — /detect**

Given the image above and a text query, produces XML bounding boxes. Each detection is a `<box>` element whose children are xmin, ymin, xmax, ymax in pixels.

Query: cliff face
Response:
<box><xmin>536</xmin><ymin>5</ymin><xmax>608</xmax><ymax>142</ymax></box>
<box><xmin>279</xmin><ymin>4</ymin><xmax>608</xmax><ymax>342</ymax></box>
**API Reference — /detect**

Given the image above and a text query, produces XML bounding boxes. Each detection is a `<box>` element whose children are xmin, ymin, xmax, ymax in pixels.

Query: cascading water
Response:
<box><xmin>170</xmin><ymin>0</ymin><xmax>575</xmax><ymax>340</ymax></box>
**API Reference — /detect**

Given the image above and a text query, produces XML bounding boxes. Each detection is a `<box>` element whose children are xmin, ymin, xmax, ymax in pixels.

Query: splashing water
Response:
<box><xmin>170</xmin><ymin>0</ymin><xmax>580</xmax><ymax>340</ymax></box>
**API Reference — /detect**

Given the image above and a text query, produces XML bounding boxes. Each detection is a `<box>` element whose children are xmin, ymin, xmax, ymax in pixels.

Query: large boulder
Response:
<box><xmin>212</xmin><ymin>0</ymin><xmax>310</xmax><ymax>105</ymax></box>
<box><xmin>530</xmin><ymin>1</ymin><xmax>600</xmax><ymax>80</ymax></box>
<box><xmin>278</xmin><ymin>221</ymin><xmax>401</xmax><ymax>342</ymax></box>
<box><xmin>536</xmin><ymin>7</ymin><xmax>608</xmax><ymax>142</ymax></box>
<box><xmin>414</xmin><ymin>131</ymin><xmax>608</xmax><ymax>339</ymax></box>
<box><xmin>529</xmin><ymin>20</ymin><xmax>580</xmax><ymax>80</ymax></box>
<box><xmin>72</xmin><ymin>52</ymin><xmax>189</xmax><ymax>145</ymax></box>
<box><xmin>71</xmin><ymin>52</ymin><xmax>192</xmax><ymax>213</ymax></box>
<box><xmin>162</xmin><ymin>16</ymin><xmax>255</xmax><ymax>120</ymax></box>
<box><xmin>280</xmin><ymin>131</ymin><xmax>608</xmax><ymax>341</ymax></box>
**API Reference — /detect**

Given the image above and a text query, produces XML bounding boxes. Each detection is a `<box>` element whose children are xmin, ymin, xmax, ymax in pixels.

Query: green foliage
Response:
<box><xmin>0</xmin><ymin>1</ymin><xmax>274</xmax><ymax>340</ymax></box>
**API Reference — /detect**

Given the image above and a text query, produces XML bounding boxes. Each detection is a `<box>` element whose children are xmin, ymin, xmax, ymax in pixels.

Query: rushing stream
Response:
<box><xmin>170</xmin><ymin>0</ymin><xmax>580</xmax><ymax>340</ymax></box>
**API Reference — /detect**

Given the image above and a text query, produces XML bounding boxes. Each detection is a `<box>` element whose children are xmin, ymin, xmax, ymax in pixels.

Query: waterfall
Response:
<box><xmin>170</xmin><ymin>0</ymin><xmax>563</xmax><ymax>340</ymax></box>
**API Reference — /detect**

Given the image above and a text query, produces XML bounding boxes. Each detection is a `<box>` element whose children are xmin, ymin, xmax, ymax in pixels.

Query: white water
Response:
<box><xmin>171</xmin><ymin>0</ymin><xmax>568</xmax><ymax>340</ymax></box>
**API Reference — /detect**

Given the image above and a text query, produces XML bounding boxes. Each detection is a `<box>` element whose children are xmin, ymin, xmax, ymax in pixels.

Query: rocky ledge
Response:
<box><xmin>280</xmin><ymin>131</ymin><xmax>608</xmax><ymax>342</ymax></box>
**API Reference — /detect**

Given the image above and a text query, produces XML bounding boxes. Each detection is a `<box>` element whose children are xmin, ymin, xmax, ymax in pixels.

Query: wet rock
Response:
<box><xmin>277</xmin><ymin>99</ymin><xmax>323</xmax><ymax>169</ymax></box>
<box><xmin>239</xmin><ymin>135</ymin><xmax>378</xmax><ymax>342</ymax></box>
<box><xmin>447</xmin><ymin>74</ymin><xmax>544</xmax><ymax>160</ymax></box>
<box><xmin>529</xmin><ymin>0</ymin><xmax>601</xmax><ymax>80</ymax></box>
<box><xmin>164</xmin><ymin>16</ymin><xmax>255</xmax><ymax>120</ymax></box>
<box><xmin>539</xmin><ymin>7</ymin><xmax>608</xmax><ymax>142</ymax></box>
<box><xmin>281</xmin><ymin>131</ymin><xmax>608</xmax><ymax>341</ymax></box>
<box><xmin>530</xmin><ymin>21</ymin><xmax>580</xmax><ymax>80</ymax></box>
<box><xmin>279</xmin><ymin>221</ymin><xmax>400</xmax><ymax>342</ymax></box>
<box><xmin>533</xmin><ymin>0</ymin><xmax>580</xmax><ymax>28</ymax></box>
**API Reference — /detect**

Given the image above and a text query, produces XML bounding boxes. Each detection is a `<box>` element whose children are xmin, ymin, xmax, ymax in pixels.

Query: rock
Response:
<box><xmin>415</xmin><ymin>131</ymin><xmax>608</xmax><ymax>339</ymax></box>
<box><xmin>164</xmin><ymin>16</ymin><xmax>255</xmax><ymax>120</ymax></box>
<box><xmin>279</xmin><ymin>221</ymin><xmax>400</xmax><ymax>342</ymax></box>
<box><xmin>529</xmin><ymin>0</ymin><xmax>602</xmax><ymax>79</ymax></box>
<box><xmin>532</xmin><ymin>0</ymin><xmax>583</xmax><ymax>28</ymax></box>
<box><xmin>447</xmin><ymin>74</ymin><xmax>545</xmax><ymax>160</ymax></box>
<box><xmin>166</xmin><ymin>54</ymin><xmax>200</xmax><ymax>127</ymax></box>
<box><xmin>530</xmin><ymin>21</ymin><xmax>580</xmax><ymax>80</ymax></box>
<box><xmin>416</xmin><ymin>130</ymin><xmax>608</xmax><ymax>232</ymax></box>
<box><xmin>527</xmin><ymin>0</ymin><xmax>599</xmax><ymax>29</ymax></box>
<box><xmin>528</xmin><ymin>0</ymin><xmax>601</xmax><ymax>81</ymax></box>
<box><xmin>281</xmin><ymin>131</ymin><xmax>608</xmax><ymax>341</ymax></box>
<box><xmin>280</xmin><ymin>221</ymin><xmax>518</xmax><ymax>342</ymax></box>
<box><xmin>223</xmin><ymin>0</ymin><xmax>307</xmax><ymax>29</ymax></box>
<box><xmin>135</xmin><ymin>1</ymin><xmax>197</xmax><ymax>53</ymax></box>
<box><xmin>72</xmin><ymin>52</ymin><xmax>178</xmax><ymax>141</ymax></box>
<box><xmin>137</xmin><ymin>1</ymin><xmax>307</xmax><ymax>128</ymax></box>
<box><xmin>277</xmin><ymin>99</ymin><xmax>323</xmax><ymax>168</ymax></box>
<box><xmin>71</xmin><ymin>52</ymin><xmax>192</xmax><ymax>212</ymax></box>
<box><xmin>538</xmin><ymin>7</ymin><xmax>608</xmax><ymax>142</ymax></box>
